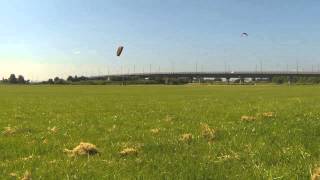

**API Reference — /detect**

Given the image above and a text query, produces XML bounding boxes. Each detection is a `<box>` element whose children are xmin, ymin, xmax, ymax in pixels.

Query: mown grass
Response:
<box><xmin>0</xmin><ymin>85</ymin><xmax>320</xmax><ymax>179</ymax></box>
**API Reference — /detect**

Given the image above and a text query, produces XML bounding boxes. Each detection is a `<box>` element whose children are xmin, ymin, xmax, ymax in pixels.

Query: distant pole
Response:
<box><xmin>255</xmin><ymin>64</ymin><xmax>258</xmax><ymax>72</ymax></box>
<box><xmin>296</xmin><ymin>61</ymin><xmax>299</xmax><ymax>74</ymax></box>
<box><xmin>149</xmin><ymin>64</ymin><xmax>152</xmax><ymax>74</ymax></box>
<box><xmin>196</xmin><ymin>62</ymin><xmax>198</xmax><ymax>73</ymax></box>
<box><xmin>171</xmin><ymin>62</ymin><xmax>175</xmax><ymax>73</ymax></box>
<box><xmin>133</xmin><ymin>65</ymin><xmax>136</xmax><ymax>74</ymax></box>
<box><xmin>260</xmin><ymin>60</ymin><xmax>263</xmax><ymax>73</ymax></box>
<box><xmin>121</xmin><ymin>66</ymin><xmax>125</xmax><ymax>85</ymax></box>
<box><xmin>286</xmin><ymin>64</ymin><xmax>288</xmax><ymax>72</ymax></box>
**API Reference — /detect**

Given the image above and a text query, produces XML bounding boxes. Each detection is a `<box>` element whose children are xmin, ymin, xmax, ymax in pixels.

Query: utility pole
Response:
<box><xmin>260</xmin><ymin>60</ymin><xmax>263</xmax><ymax>73</ymax></box>
<box><xmin>195</xmin><ymin>62</ymin><xmax>198</xmax><ymax>73</ymax></box>
<box><xmin>171</xmin><ymin>62</ymin><xmax>175</xmax><ymax>73</ymax></box>
<box><xmin>149</xmin><ymin>64</ymin><xmax>152</xmax><ymax>74</ymax></box>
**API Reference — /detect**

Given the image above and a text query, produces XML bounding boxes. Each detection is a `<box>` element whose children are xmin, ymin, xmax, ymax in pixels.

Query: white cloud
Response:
<box><xmin>72</xmin><ymin>50</ymin><xmax>81</xmax><ymax>55</ymax></box>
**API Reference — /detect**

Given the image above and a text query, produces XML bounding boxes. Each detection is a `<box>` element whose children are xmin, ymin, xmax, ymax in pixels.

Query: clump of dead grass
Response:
<box><xmin>150</xmin><ymin>128</ymin><xmax>160</xmax><ymax>135</ymax></box>
<box><xmin>240</xmin><ymin>115</ymin><xmax>257</xmax><ymax>122</ymax></box>
<box><xmin>179</xmin><ymin>133</ymin><xmax>193</xmax><ymax>143</ymax></box>
<box><xmin>48</xmin><ymin>126</ymin><xmax>57</xmax><ymax>133</ymax></box>
<box><xmin>312</xmin><ymin>167</ymin><xmax>320</xmax><ymax>180</ymax></box>
<box><xmin>164</xmin><ymin>115</ymin><xmax>173</xmax><ymax>122</ymax></box>
<box><xmin>9</xmin><ymin>172</ymin><xmax>18</xmax><ymax>177</ymax></box>
<box><xmin>119</xmin><ymin>147</ymin><xmax>138</xmax><ymax>156</ymax></box>
<box><xmin>21</xmin><ymin>170</ymin><xmax>32</xmax><ymax>180</ymax></box>
<box><xmin>261</xmin><ymin>112</ymin><xmax>275</xmax><ymax>118</ymax></box>
<box><xmin>21</xmin><ymin>155</ymin><xmax>33</xmax><ymax>161</ymax></box>
<box><xmin>200</xmin><ymin>123</ymin><xmax>216</xmax><ymax>141</ymax></box>
<box><xmin>107</xmin><ymin>125</ymin><xmax>117</xmax><ymax>133</ymax></box>
<box><xmin>64</xmin><ymin>142</ymin><xmax>99</xmax><ymax>156</ymax></box>
<box><xmin>2</xmin><ymin>126</ymin><xmax>17</xmax><ymax>135</ymax></box>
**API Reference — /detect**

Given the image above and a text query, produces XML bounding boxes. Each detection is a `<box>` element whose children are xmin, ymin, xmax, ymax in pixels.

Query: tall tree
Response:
<box><xmin>8</xmin><ymin>74</ymin><xmax>17</xmax><ymax>84</ymax></box>
<box><xmin>67</xmin><ymin>76</ymin><xmax>74</xmax><ymax>82</ymax></box>
<box><xmin>17</xmin><ymin>75</ymin><xmax>25</xmax><ymax>84</ymax></box>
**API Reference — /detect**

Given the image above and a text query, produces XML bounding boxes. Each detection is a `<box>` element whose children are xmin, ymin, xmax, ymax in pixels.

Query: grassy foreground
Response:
<box><xmin>0</xmin><ymin>85</ymin><xmax>320</xmax><ymax>179</ymax></box>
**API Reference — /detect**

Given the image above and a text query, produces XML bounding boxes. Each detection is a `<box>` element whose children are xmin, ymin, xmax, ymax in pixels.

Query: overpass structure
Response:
<box><xmin>89</xmin><ymin>71</ymin><xmax>320</xmax><ymax>84</ymax></box>
<box><xmin>104</xmin><ymin>71</ymin><xmax>320</xmax><ymax>79</ymax></box>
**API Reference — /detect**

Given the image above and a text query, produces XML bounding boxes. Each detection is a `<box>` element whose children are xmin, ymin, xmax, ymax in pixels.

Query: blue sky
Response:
<box><xmin>0</xmin><ymin>0</ymin><xmax>320</xmax><ymax>80</ymax></box>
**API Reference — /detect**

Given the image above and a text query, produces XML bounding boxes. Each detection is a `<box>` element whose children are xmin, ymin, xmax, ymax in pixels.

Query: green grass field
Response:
<box><xmin>1</xmin><ymin>85</ymin><xmax>320</xmax><ymax>179</ymax></box>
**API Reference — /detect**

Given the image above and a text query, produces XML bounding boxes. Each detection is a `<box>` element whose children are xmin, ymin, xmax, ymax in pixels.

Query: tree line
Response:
<box><xmin>272</xmin><ymin>76</ymin><xmax>320</xmax><ymax>84</ymax></box>
<box><xmin>3</xmin><ymin>74</ymin><xmax>320</xmax><ymax>85</ymax></box>
<box><xmin>43</xmin><ymin>76</ymin><xmax>89</xmax><ymax>84</ymax></box>
<box><xmin>1</xmin><ymin>74</ymin><xmax>29</xmax><ymax>84</ymax></box>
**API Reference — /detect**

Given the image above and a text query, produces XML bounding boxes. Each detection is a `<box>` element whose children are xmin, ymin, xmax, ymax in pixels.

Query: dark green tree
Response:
<box><xmin>67</xmin><ymin>76</ymin><xmax>74</xmax><ymax>82</ymax></box>
<box><xmin>17</xmin><ymin>75</ymin><xmax>25</xmax><ymax>84</ymax></box>
<box><xmin>48</xmin><ymin>79</ymin><xmax>54</xmax><ymax>84</ymax></box>
<box><xmin>54</xmin><ymin>77</ymin><xmax>60</xmax><ymax>83</ymax></box>
<box><xmin>8</xmin><ymin>74</ymin><xmax>17</xmax><ymax>84</ymax></box>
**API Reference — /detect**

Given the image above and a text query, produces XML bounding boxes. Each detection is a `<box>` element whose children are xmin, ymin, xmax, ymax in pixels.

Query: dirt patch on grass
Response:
<box><xmin>64</xmin><ymin>142</ymin><xmax>99</xmax><ymax>156</ymax></box>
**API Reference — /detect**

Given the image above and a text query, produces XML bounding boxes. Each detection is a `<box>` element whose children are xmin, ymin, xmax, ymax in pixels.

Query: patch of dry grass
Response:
<box><xmin>2</xmin><ymin>126</ymin><xmax>17</xmax><ymax>135</ymax></box>
<box><xmin>120</xmin><ymin>147</ymin><xmax>138</xmax><ymax>156</ymax></box>
<box><xmin>21</xmin><ymin>170</ymin><xmax>32</xmax><ymax>180</ymax></box>
<box><xmin>64</xmin><ymin>142</ymin><xmax>99</xmax><ymax>156</ymax></box>
<box><xmin>200</xmin><ymin>123</ymin><xmax>216</xmax><ymax>141</ymax></box>
<box><xmin>48</xmin><ymin>126</ymin><xmax>57</xmax><ymax>133</ymax></box>
<box><xmin>9</xmin><ymin>172</ymin><xmax>18</xmax><ymax>178</ymax></box>
<box><xmin>261</xmin><ymin>112</ymin><xmax>275</xmax><ymax>118</ymax></box>
<box><xmin>312</xmin><ymin>167</ymin><xmax>320</xmax><ymax>180</ymax></box>
<box><xmin>164</xmin><ymin>115</ymin><xmax>173</xmax><ymax>122</ymax></box>
<box><xmin>150</xmin><ymin>128</ymin><xmax>160</xmax><ymax>135</ymax></box>
<box><xmin>241</xmin><ymin>115</ymin><xmax>257</xmax><ymax>122</ymax></box>
<box><xmin>179</xmin><ymin>133</ymin><xmax>193</xmax><ymax>143</ymax></box>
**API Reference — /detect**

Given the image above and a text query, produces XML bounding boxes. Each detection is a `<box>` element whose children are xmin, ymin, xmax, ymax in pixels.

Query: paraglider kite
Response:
<box><xmin>117</xmin><ymin>46</ymin><xmax>124</xmax><ymax>56</ymax></box>
<box><xmin>241</xmin><ymin>33</ymin><xmax>248</xmax><ymax>37</ymax></box>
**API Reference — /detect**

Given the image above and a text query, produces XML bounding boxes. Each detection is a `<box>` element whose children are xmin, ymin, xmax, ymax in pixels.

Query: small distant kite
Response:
<box><xmin>117</xmin><ymin>46</ymin><xmax>124</xmax><ymax>57</ymax></box>
<box><xmin>241</xmin><ymin>33</ymin><xmax>248</xmax><ymax>37</ymax></box>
